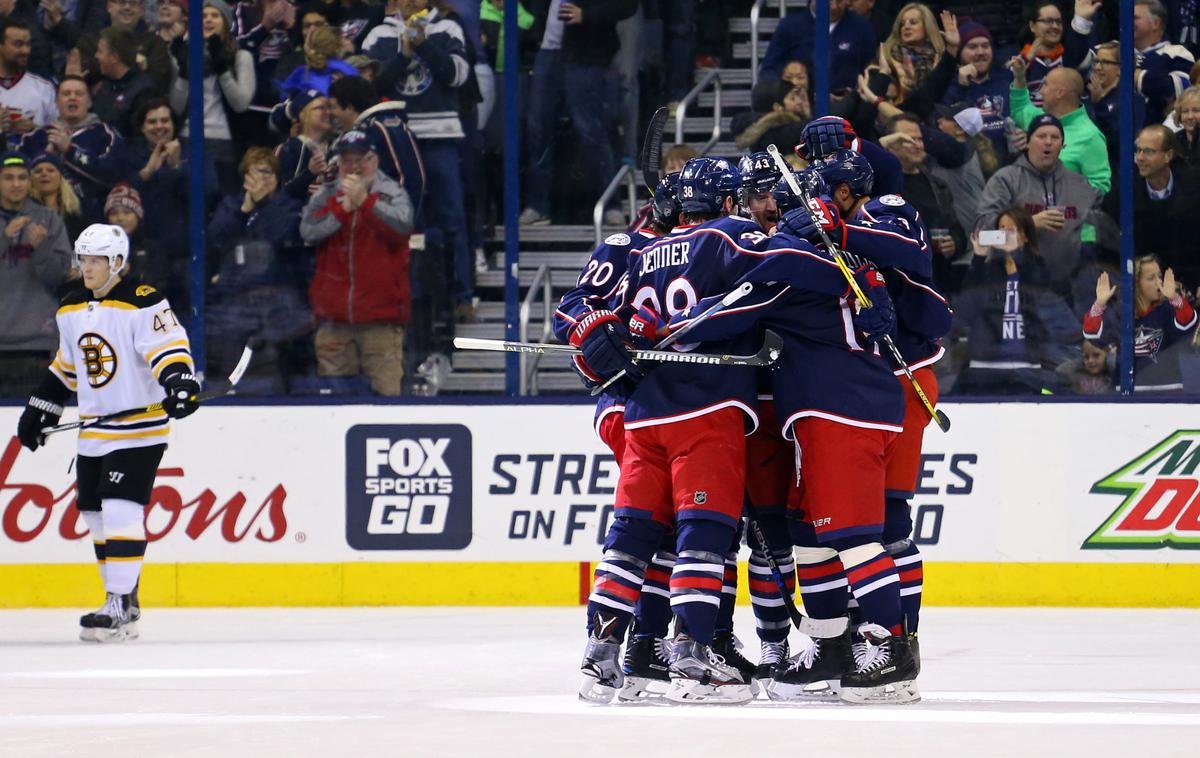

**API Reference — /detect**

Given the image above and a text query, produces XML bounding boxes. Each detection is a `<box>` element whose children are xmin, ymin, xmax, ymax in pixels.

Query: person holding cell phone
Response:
<box><xmin>953</xmin><ymin>206</ymin><xmax>1065</xmax><ymax>395</ymax></box>
<box><xmin>975</xmin><ymin>112</ymin><xmax>1102</xmax><ymax>308</ymax></box>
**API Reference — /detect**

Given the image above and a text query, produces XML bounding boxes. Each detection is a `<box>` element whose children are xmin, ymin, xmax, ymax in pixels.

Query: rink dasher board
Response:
<box><xmin>0</xmin><ymin>403</ymin><xmax>1198</xmax><ymax>608</ymax></box>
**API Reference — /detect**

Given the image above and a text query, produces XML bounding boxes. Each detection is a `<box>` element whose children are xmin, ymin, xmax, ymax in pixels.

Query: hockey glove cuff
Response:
<box><xmin>17</xmin><ymin>396</ymin><xmax>63</xmax><ymax>451</ymax></box>
<box><xmin>158</xmin><ymin>363</ymin><xmax>201</xmax><ymax>419</ymax></box>
<box><xmin>849</xmin><ymin>267</ymin><xmax>896</xmax><ymax>344</ymax></box>
<box><xmin>16</xmin><ymin>371</ymin><xmax>73</xmax><ymax>451</ymax></box>
<box><xmin>569</xmin><ymin>310</ymin><xmax>641</xmax><ymax>382</ymax></box>
<box><xmin>627</xmin><ymin>305</ymin><xmax>669</xmax><ymax>347</ymax></box>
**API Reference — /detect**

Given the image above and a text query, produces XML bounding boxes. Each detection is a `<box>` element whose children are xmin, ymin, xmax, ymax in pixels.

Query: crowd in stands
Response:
<box><xmin>740</xmin><ymin>0</ymin><xmax>1200</xmax><ymax>395</ymax></box>
<box><xmin>1</xmin><ymin>0</ymin><xmax>1198</xmax><ymax>398</ymax></box>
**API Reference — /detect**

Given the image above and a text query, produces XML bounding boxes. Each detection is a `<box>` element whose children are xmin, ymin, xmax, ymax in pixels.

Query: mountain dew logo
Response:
<box><xmin>1085</xmin><ymin>431</ymin><xmax>1200</xmax><ymax>550</ymax></box>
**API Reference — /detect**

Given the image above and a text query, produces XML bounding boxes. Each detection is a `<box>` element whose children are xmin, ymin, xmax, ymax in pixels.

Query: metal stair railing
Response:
<box><xmin>518</xmin><ymin>263</ymin><xmax>554</xmax><ymax>395</ymax></box>
<box><xmin>676</xmin><ymin>68</ymin><xmax>722</xmax><ymax>155</ymax></box>
<box><xmin>750</xmin><ymin>0</ymin><xmax>790</xmax><ymax>86</ymax></box>
<box><xmin>592</xmin><ymin>162</ymin><xmax>639</xmax><ymax>247</ymax></box>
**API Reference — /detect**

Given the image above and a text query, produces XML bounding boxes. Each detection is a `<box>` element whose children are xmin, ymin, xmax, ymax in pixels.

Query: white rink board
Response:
<box><xmin>1</xmin><ymin>402</ymin><xmax>1199</xmax><ymax>564</ymax></box>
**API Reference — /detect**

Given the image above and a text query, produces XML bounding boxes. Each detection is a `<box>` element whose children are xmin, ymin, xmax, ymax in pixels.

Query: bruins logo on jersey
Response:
<box><xmin>78</xmin><ymin>332</ymin><xmax>118</xmax><ymax>388</ymax></box>
<box><xmin>136</xmin><ymin>285</ymin><xmax>157</xmax><ymax>297</ymax></box>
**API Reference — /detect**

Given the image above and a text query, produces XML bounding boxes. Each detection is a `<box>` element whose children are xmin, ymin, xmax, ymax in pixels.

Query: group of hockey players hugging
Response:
<box><xmin>556</xmin><ymin>116</ymin><xmax>950</xmax><ymax>706</ymax></box>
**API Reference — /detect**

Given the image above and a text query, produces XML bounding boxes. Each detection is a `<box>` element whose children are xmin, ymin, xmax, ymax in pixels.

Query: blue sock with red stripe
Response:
<box><xmin>632</xmin><ymin>549</ymin><xmax>675</xmax><ymax>639</ymax></box>
<box><xmin>586</xmin><ymin>516</ymin><xmax>665</xmax><ymax>640</ymax></box>
<box><xmin>671</xmin><ymin>519</ymin><xmax>736</xmax><ymax>646</ymax></box>
<box><xmin>746</xmin><ymin>512</ymin><xmax>794</xmax><ymax>642</ymax></box>
<box><xmin>587</xmin><ymin>549</ymin><xmax>646</xmax><ymax>639</ymax></box>
<box><xmin>888</xmin><ymin>540</ymin><xmax>923</xmax><ymax>633</ymax></box>
<box><xmin>713</xmin><ymin>548</ymin><xmax>739</xmax><ymax>635</ymax></box>
<box><xmin>839</xmin><ymin>542</ymin><xmax>903</xmax><ymax>636</ymax></box>
<box><xmin>793</xmin><ymin>546</ymin><xmax>849</xmax><ymax>620</ymax></box>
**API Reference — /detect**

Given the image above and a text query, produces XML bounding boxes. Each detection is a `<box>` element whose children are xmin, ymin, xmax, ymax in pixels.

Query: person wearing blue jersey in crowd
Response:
<box><xmin>1085</xmin><ymin>257</ymin><xmax>1198</xmax><ymax>393</ymax></box>
<box><xmin>18</xmin><ymin>75</ymin><xmax>126</xmax><ymax>224</ymax></box>
<box><xmin>941</xmin><ymin>18</ymin><xmax>1011</xmax><ymax>161</ymax></box>
<box><xmin>1067</xmin><ymin>0</ymin><xmax>1194</xmax><ymax>123</ymax></box>
<box><xmin>369</xmin><ymin>0</ymin><xmax>476</xmax><ymax>379</ymax></box>
<box><xmin>759</xmin><ymin>0</ymin><xmax>876</xmax><ymax>95</ymax></box>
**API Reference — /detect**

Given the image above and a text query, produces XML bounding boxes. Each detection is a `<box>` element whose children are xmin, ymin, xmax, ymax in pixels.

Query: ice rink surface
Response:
<box><xmin>1</xmin><ymin>607</ymin><xmax>1198</xmax><ymax>758</ymax></box>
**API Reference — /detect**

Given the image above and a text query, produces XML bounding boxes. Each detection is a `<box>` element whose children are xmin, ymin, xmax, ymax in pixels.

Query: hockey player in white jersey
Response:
<box><xmin>16</xmin><ymin>223</ymin><xmax>200</xmax><ymax>642</ymax></box>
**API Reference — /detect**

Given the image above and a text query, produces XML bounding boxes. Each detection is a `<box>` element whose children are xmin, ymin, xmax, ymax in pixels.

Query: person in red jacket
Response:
<box><xmin>299</xmin><ymin>128</ymin><xmax>415</xmax><ymax>395</ymax></box>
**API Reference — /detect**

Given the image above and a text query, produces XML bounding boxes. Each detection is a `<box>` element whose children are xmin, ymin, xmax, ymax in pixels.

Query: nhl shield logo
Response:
<box><xmin>693</xmin><ymin>491</ymin><xmax>708</xmax><ymax>505</ymax></box>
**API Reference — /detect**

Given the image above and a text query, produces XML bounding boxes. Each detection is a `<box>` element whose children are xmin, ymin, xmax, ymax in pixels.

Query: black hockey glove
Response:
<box><xmin>17</xmin><ymin>372</ymin><xmax>71</xmax><ymax>451</ymax></box>
<box><xmin>159</xmin><ymin>364</ymin><xmax>201</xmax><ymax>419</ymax></box>
<box><xmin>849</xmin><ymin>267</ymin><xmax>896</xmax><ymax>345</ymax></box>
<box><xmin>18</xmin><ymin>397</ymin><xmax>63</xmax><ymax>451</ymax></box>
<box><xmin>569</xmin><ymin>309</ymin><xmax>643</xmax><ymax>383</ymax></box>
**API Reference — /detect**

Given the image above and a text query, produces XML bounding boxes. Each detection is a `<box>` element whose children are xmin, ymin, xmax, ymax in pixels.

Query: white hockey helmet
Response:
<box><xmin>75</xmin><ymin>223</ymin><xmax>129</xmax><ymax>271</ymax></box>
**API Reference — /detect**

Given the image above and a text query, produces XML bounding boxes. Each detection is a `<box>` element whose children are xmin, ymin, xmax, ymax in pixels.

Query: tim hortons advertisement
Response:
<box><xmin>1</xmin><ymin>403</ymin><xmax>1199</xmax><ymax>565</ymax></box>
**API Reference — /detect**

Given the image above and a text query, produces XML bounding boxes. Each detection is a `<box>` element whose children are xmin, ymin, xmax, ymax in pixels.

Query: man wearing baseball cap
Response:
<box><xmin>0</xmin><ymin>149</ymin><xmax>71</xmax><ymax>396</ymax></box>
<box><xmin>976</xmin><ymin>111</ymin><xmax>1103</xmax><ymax>299</ymax></box>
<box><xmin>299</xmin><ymin>128</ymin><xmax>415</xmax><ymax>396</ymax></box>
<box><xmin>941</xmin><ymin>18</ymin><xmax>1012</xmax><ymax>161</ymax></box>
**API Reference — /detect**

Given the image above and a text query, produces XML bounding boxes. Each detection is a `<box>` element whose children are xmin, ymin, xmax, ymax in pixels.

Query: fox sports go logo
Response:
<box><xmin>364</xmin><ymin>436</ymin><xmax>454</xmax><ymax>535</ymax></box>
<box><xmin>345</xmin><ymin>425</ymin><xmax>473</xmax><ymax>550</ymax></box>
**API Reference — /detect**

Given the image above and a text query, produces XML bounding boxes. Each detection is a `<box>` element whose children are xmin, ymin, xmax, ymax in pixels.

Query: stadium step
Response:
<box><xmin>446</xmin><ymin>4</ymin><xmax>798</xmax><ymax>394</ymax></box>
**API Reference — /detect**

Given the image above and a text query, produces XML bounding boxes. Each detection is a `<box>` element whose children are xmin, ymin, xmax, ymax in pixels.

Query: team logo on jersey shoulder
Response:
<box><xmin>878</xmin><ymin>194</ymin><xmax>905</xmax><ymax>207</ymax></box>
<box><xmin>78</xmin><ymin>332</ymin><xmax>117</xmax><ymax>388</ymax></box>
<box><xmin>604</xmin><ymin>233</ymin><xmax>631</xmax><ymax>247</ymax></box>
<box><xmin>136</xmin><ymin>285</ymin><xmax>156</xmax><ymax>297</ymax></box>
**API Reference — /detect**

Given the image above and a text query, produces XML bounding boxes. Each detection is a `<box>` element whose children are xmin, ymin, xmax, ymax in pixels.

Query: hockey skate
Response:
<box><xmin>81</xmin><ymin>593</ymin><xmax>138</xmax><ymax>643</ymax></box>
<box><xmin>617</xmin><ymin>636</ymin><xmax>671</xmax><ymax>703</ymax></box>
<box><xmin>755</xmin><ymin>638</ymin><xmax>789</xmax><ymax>686</ymax></box>
<box><xmin>579</xmin><ymin>635</ymin><xmax>624</xmax><ymax>704</ymax></box>
<box><xmin>711</xmin><ymin>632</ymin><xmax>761</xmax><ymax>697</ymax></box>
<box><xmin>78</xmin><ymin>601</ymin><xmax>103</xmax><ymax>642</ymax></box>
<box><xmin>129</xmin><ymin>580</ymin><xmax>141</xmax><ymax>623</ymax></box>
<box><xmin>839</xmin><ymin>625</ymin><xmax>920</xmax><ymax>704</ymax></box>
<box><xmin>765</xmin><ymin>631</ymin><xmax>851</xmax><ymax>702</ymax></box>
<box><xmin>665</xmin><ymin>635</ymin><xmax>753</xmax><ymax>705</ymax></box>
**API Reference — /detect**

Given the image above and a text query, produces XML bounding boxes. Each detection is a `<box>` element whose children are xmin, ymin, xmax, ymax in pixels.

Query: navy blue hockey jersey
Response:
<box><xmin>554</xmin><ymin>228</ymin><xmax>658</xmax><ymax>432</ymax></box>
<box><xmin>619</xmin><ymin>215</ymin><xmax>773</xmax><ymax>432</ymax></box>
<box><xmin>848</xmin><ymin>195</ymin><xmax>952</xmax><ymax>373</ymax></box>
<box><xmin>666</xmin><ymin>231</ymin><xmax>904</xmax><ymax>436</ymax></box>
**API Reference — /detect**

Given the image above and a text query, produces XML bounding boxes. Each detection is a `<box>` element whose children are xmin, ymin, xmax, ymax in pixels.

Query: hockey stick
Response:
<box><xmin>639</xmin><ymin>106</ymin><xmax>669</xmax><ymax>191</ymax></box>
<box><xmin>41</xmin><ymin>346</ymin><xmax>254</xmax><ymax>437</ymax></box>
<box><xmin>454</xmin><ymin>329</ymin><xmax>782</xmax><ymax>368</ymax></box>
<box><xmin>766</xmin><ymin>144</ymin><xmax>951</xmax><ymax>433</ymax></box>
<box><xmin>744</xmin><ymin>504</ymin><xmax>849</xmax><ymax>639</ymax></box>
<box><xmin>589</xmin><ymin>282</ymin><xmax>755</xmax><ymax>396</ymax></box>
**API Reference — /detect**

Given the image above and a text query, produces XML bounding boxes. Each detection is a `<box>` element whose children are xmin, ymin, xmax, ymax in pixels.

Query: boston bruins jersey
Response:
<box><xmin>48</xmin><ymin>279</ymin><xmax>194</xmax><ymax>457</ymax></box>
